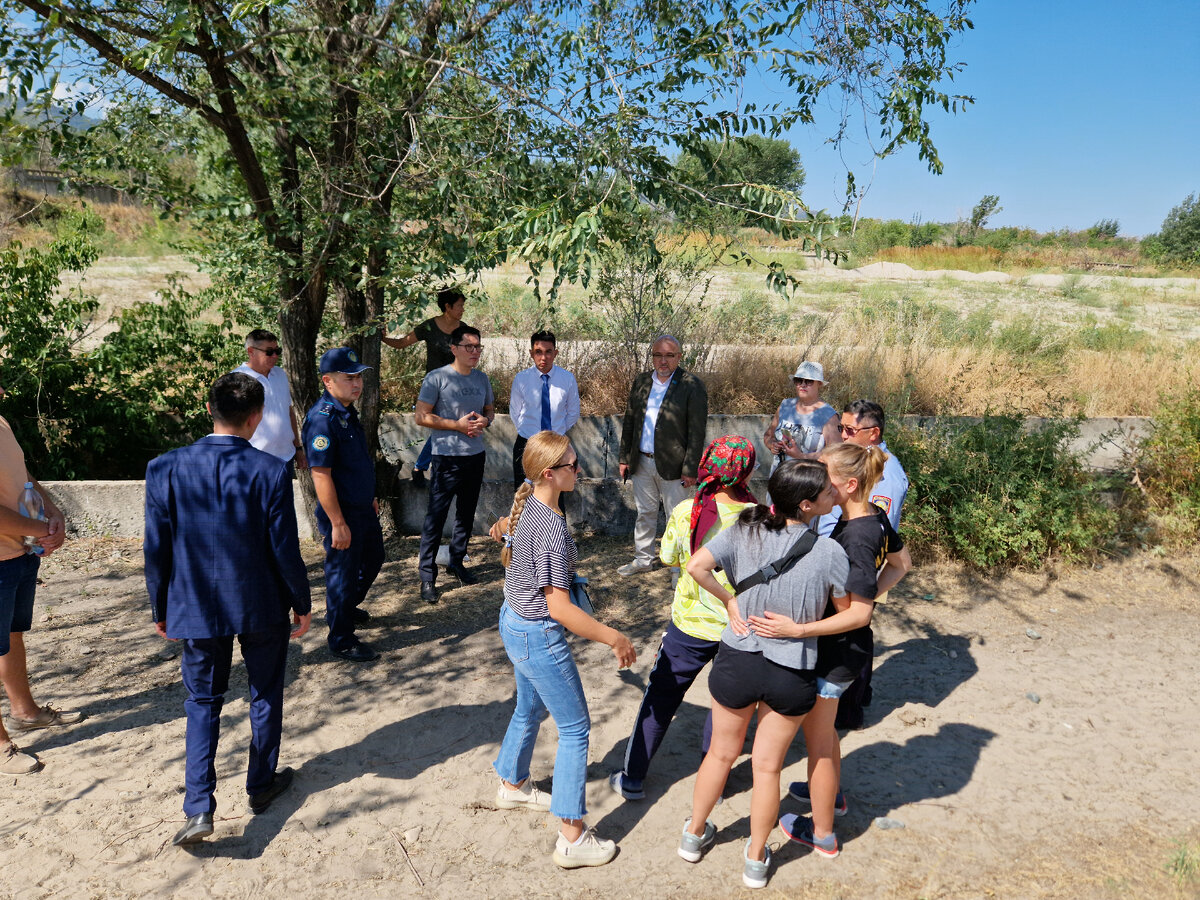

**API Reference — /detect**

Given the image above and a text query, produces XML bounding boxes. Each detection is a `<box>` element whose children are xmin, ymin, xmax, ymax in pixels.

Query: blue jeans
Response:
<box><xmin>493</xmin><ymin>604</ymin><xmax>590</xmax><ymax>820</ymax></box>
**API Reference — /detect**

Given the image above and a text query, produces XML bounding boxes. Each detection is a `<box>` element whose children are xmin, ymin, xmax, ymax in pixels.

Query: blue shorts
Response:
<box><xmin>817</xmin><ymin>677</ymin><xmax>851</xmax><ymax>700</ymax></box>
<box><xmin>0</xmin><ymin>554</ymin><xmax>39</xmax><ymax>654</ymax></box>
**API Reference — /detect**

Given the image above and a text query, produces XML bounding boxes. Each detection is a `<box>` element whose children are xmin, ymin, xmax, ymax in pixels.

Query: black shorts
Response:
<box><xmin>708</xmin><ymin>644</ymin><xmax>817</xmax><ymax>717</ymax></box>
<box><xmin>816</xmin><ymin>625</ymin><xmax>874</xmax><ymax>687</ymax></box>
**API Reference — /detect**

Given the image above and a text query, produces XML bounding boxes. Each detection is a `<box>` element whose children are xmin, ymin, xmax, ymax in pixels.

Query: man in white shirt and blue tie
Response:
<box><xmin>508</xmin><ymin>330</ymin><xmax>581</xmax><ymax>488</ymax></box>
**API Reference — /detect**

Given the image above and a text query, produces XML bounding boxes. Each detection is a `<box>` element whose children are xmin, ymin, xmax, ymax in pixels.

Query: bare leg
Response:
<box><xmin>801</xmin><ymin>697</ymin><xmax>840</xmax><ymax>840</ymax></box>
<box><xmin>560</xmin><ymin>818</ymin><xmax>584</xmax><ymax>842</ymax></box>
<box><xmin>0</xmin><ymin>633</ymin><xmax>39</xmax><ymax>720</ymax></box>
<box><xmin>747</xmin><ymin>707</ymin><xmax>806</xmax><ymax>861</ymax></box>
<box><xmin>688</xmin><ymin>700</ymin><xmax>755</xmax><ymax>835</ymax></box>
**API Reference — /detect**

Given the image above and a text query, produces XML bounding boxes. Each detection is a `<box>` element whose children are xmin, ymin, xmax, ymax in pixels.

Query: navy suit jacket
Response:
<box><xmin>144</xmin><ymin>434</ymin><xmax>312</xmax><ymax>639</ymax></box>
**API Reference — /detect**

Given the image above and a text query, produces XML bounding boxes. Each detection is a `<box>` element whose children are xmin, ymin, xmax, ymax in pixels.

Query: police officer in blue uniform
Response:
<box><xmin>303</xmin><ymin>348</ymin><xmax>384</xmax><ymax>662</ymax></box>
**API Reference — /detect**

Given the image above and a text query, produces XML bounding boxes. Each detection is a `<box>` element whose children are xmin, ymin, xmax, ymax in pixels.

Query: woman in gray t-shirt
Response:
<box><xmin>678</xmin><ymin>460</ymin><xmax>847</xmax><ymax>889</ymax></box>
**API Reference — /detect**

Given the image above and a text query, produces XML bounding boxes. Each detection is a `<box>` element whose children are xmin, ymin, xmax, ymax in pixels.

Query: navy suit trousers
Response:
<box><xmin>418</xmin><ymin>452</ymin><xmax>485</xmax><ymax>582</ymax></box>
<box><xmin>180</xmin><ymin>627</ymin><xmax>290</xmax><ymax>816</ymax></box>
<box><xmin>316</xmin><ymin>505</ymin><xmax>384</xmax><ymax>651</ymax></box>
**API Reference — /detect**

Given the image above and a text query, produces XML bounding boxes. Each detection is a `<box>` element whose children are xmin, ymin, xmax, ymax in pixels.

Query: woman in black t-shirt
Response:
<box><xmin>381</xmin><ymin>286</ymin><xmax>468</xmax><ymax>478</ymax></box>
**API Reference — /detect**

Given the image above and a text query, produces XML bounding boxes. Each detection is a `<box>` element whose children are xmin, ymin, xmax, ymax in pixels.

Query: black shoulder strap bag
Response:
<box><xmin>732</xmin><ymin>529</ymin><xmax>818</xmax><ymax>593</ymax></box>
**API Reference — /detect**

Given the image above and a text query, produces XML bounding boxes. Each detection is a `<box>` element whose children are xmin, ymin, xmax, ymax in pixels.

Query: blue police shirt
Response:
<box><xmin>303</xmin><ymin>391</ymin><xmax>375</xmax><ymax>509</ymax></box>
<box><xmin>817</xmin><ymin>440</ymin><xmax>909</xmax><ymax>537</ymax></box>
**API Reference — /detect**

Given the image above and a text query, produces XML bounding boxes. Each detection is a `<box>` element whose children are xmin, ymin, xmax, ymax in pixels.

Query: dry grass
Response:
<box><xmin>876</xmin><ymin>242</ymin><xmax>1152</xmax><ymax>274</ymax></box>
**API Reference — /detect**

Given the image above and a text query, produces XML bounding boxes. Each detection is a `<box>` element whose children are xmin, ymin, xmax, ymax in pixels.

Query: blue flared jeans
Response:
<box><xmin>493</xmin><ymin>603</ymin><xmax>591</xmax><ymax>820</ymax></box>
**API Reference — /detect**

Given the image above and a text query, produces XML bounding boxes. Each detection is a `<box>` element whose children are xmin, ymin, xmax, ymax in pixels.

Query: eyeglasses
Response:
<box><xmin>253</xmin><ymin>347</ymin><xmax>282</xmax><ymax>357</ymax></box>
<box><xmin>454</xmin><ymin>343</ymin><xmax>484</xmax><ymax>353</ymax></box>
<box><xmin>839</xmin><ymin>422</ymin><xmax>878</xmax><ymax>437</ymax></box>
<box><xmin>652</xmin><ymin>353</ymin><xmax>679</xmax><ymax>361</ymax></box>
<box><xmin>549</xmin><ymin>460</ymin><xmax>580</xmax><ymax>472</ymax></box>
<box><xmin>793</xmin><ymin>378</ymin><xmax>817</xmax><ymax>387</ymax></box>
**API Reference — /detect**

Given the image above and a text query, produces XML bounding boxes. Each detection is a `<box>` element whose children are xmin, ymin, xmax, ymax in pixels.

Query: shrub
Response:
<box><xmin>1134</xmin><ymin>384</ymin><xmax>1200</xmax><ymax>543</ymax></box>
<box><xmin>890</xmin><ymin>415</ymin><xmax>1118</xmax><ymax>568</ymax></box>
<box><xmin>0</xmin><ymin>216</ymin><xmax>241</xmax><ymax>478</ymax></box>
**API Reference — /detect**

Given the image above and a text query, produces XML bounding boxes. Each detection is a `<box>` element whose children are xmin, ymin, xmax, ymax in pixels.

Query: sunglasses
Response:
<box><xmin>253</xmin><ymin>347</ymin><xmax>282</xmax><ymax>357</ymax></box>
<box><xmin>793</xmin><ymin>378</ymin><xmax>818</xmax><ymax>387</ymax></box>
<box><xmin>839</xmin><ymin>422</ymin><xmax>877</xmax><ymax>437</ymax></box>
<box><xmin>549</xmin><ymin>460</ymin><xmax>580</xmax><ymax>472</ymax></box>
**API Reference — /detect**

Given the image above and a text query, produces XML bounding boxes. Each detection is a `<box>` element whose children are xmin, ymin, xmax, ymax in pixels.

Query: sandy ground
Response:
<box><xmin>2</xmin><ymin>536</ymin><xmax>1198</xmax><ymax>899</ymax></box>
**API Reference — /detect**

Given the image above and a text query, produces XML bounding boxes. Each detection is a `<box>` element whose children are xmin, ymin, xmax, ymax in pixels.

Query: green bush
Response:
<box><xmin>1135</xmin><ymin>385</ymin><xmax>1200</xmax><ymax>543</ymax></box>
<box><xmin>889</xmin><ymin>415</ymin><xmax>1118</xmax><ymax>568</ymax></box>
<box><xmin>0</xmin><ymin>217</ymin><xmax>241</xmax><ymax>478</ymax></box>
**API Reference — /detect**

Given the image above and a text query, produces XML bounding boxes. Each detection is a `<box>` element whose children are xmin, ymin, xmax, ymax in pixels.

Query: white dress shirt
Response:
<box><xmin>640</xmin><ymin>371</ymin><xmax>674</xmax><ymax>454</ymax></box>
<box><xmin>509</xmin><ymin>364</ymin><xmax>581</xmax><ymax>439</ymax></box>
<box><xmin>234</xmin><ymin>364</ymin><xmax>296</xmax><ymax>461</ymax></box>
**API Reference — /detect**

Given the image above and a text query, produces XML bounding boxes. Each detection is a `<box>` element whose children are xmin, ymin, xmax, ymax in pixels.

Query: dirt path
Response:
<box><xmin>2</xmin><ymin>537</ymin><xmax>1197</xmax><ymax>899</ymax></box>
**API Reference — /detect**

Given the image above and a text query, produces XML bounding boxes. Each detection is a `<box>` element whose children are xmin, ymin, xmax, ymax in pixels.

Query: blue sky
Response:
<box><xmin>777</xmin><ymin>0</ymin><xmax>1200</xmax><ymax>237</ymax></box>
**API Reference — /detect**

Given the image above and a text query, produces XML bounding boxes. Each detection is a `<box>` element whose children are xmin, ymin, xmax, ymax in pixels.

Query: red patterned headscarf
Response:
<box><xmin>689</xmin><ymin>434</ymin><xmax>758</xmax><ymax>553</ymax></box>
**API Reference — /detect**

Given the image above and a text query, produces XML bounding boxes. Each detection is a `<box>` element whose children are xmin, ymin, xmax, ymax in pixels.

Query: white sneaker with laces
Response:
<box><xmin>553</xmin><ymin>826</ymin><xmax>617</xmax><ymax>868</ymax></box>
<box><xmin>495</xmin><ymin>779</ymin><xmax>552</xmax><ymax>811</ymax></box>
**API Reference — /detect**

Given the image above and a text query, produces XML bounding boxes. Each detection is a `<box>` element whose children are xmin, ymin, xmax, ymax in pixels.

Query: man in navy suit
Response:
<box><xmin>144</xmin><ymin>372</ymin><xmax>312</xmax><ymax>847</ymax></box>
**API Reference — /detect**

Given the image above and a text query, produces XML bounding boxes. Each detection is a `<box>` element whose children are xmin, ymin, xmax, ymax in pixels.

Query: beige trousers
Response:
<box><xmin>630</xmin><ymin>459</ymin><xmax>690</xmax><ymax>565</ymax></box>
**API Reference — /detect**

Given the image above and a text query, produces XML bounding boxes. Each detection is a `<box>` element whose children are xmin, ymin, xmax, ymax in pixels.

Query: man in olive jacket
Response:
<box><xmin>617</xmin><ymin>335</ymin><xmax>708</xmax><ymax>575</ymax></box>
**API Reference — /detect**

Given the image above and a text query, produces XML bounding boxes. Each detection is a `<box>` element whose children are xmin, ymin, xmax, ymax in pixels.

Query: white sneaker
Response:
<box><xmin>495</xmin><ymin>779</ymin><xmax>552</xmax><ymax>811</ymax></box>
<box><xmin>553</xmin><ymin>826</ymin><xmax>617</xmax><ymax>868</ymax></box>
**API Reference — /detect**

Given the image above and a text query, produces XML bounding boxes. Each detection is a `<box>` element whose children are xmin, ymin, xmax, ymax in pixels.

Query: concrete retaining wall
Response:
<box><xmin>46</xmin><ymin>414</ymin><xmax>1152</xmax><ymax>540</ymax></box>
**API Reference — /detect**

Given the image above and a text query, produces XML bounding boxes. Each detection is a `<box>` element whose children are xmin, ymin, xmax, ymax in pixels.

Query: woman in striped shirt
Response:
<box><xmin>491</xmin><ymin>431</ymin><xmax>637</xmax><ymax>869</ymax></box>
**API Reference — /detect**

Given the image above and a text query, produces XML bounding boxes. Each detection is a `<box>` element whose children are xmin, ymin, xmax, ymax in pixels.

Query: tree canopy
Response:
<box><xmin>675</xmin><ymin>135</ymin><xmax>805</xmax><ymax>227</ymax></box>
<box><xmin>0</xmin><ymin>0</ymin><xmax>976</xmax><ymax>465</ymax></box>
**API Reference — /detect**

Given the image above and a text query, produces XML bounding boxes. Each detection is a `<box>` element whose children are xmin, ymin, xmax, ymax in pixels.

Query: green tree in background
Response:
<box><xmin>1144</xmin><ymin>193</ymin><xmax>1200</xmax><ymax>267</ymax></box>
<box><xmin>675</xmin><ymin>135</ymin><xmax>805</xmax><ymax>227</ymax></box>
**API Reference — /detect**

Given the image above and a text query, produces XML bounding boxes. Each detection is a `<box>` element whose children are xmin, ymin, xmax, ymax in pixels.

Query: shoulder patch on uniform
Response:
<box><xmin>311</xmin><ymin>435</ymin><xmax>330</xmax><ymax>452</ymax></box>
<box><xmin>870</xmin><ymin>495</ymin><xmax>892</xmax><ymax>514</ymax></box>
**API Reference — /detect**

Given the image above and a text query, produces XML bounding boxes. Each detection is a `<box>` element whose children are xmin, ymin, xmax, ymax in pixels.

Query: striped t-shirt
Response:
<box><xmin>503</xmin><ymin>495</ymin><xmax>577</xmax><ymax>619</ymax></box>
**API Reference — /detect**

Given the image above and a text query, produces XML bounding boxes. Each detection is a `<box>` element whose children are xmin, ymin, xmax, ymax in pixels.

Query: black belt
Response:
<box><xmin>640</xmin><ymin>450</ymin><xmax>655</xmax><ymax>458</ymax></box>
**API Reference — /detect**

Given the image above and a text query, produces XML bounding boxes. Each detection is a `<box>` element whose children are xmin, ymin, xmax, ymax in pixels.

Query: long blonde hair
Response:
<box><xmin>821</xmin><ymin>442</ymin><xmax>888</xmax><ymax>503</ymax></box>
<box><xmin>500</xmin><ymin>431</ymin><xmax>572</xmax><ymax>567</ymax></box>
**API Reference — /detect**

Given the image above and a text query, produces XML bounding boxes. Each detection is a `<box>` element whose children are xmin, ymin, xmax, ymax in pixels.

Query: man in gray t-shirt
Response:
<box><xmin>705</xmin><ymin>523</ymin><xmax>848</xmax><ymax>671</ymax></box>
<box><xmin>413</xmin><ymin>325</ymin><xmax>495</xmax><ymax>602</ymax></box>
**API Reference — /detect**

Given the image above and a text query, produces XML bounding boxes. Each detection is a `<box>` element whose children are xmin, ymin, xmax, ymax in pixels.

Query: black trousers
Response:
<box><xmin>419</xmin><ymin>452</ymin><xmax>486</xmax><ymax>582</ymax></box>
<box><xmin>512</xmin><ymin>435</ymin><xmax>529</xmax><ymax>490</ymax></box>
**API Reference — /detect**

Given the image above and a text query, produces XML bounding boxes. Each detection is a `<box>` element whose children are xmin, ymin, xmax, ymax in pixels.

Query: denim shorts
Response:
<box><xmin>0</xmin><ymin>553</ymin><xmax>39</xmax><ymax>654</ymax></box>
<box><xmin>817</xmin><ymin>677</ymin><xmax>851</xmax><ymax>700</ymax></box>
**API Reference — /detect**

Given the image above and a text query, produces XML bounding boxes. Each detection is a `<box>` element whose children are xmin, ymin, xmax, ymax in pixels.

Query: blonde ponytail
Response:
<box><xmin>500</xmin><ymin>482</ymin><xmax>534</xmax><ymax>567</ymax></box>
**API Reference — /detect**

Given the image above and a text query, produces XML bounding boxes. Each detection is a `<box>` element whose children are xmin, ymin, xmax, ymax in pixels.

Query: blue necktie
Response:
<box><xmin>540</xmin><ymin>373</ymin><xmax>552</xmax><ymax>432</ymax></box>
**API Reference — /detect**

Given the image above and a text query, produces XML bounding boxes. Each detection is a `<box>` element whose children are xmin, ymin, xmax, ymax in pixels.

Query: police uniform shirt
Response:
<box><xmin>303</xmin><ymin>391</ymin><xmax>375</xmax><ymax>509</ymax></box>
<box><xmin>817</xmin><ymin>441</ymin><xmax>909</xmax><ymax>537</ymax></box>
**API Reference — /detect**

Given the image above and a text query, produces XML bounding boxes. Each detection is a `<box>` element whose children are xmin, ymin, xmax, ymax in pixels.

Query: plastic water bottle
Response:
<box><xmin>19</xmin><ymin>482</ymin><xmax>47</xmax><ymax>557</ymax></box>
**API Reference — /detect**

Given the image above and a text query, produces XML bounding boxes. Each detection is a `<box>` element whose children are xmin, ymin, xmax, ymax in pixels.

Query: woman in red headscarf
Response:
<box><xmin>608</xmin><ymin>434</ymin><xmax>758</xmax><ymax>801</ymax></box>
